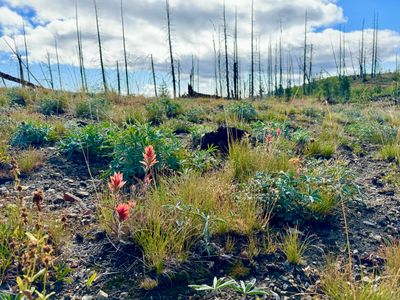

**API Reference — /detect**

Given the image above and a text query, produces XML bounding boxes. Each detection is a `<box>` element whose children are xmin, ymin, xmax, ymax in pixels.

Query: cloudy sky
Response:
<box><xmin>0</xmin><ymin>0</ymin><xmax>399</xmax><ymax>95</ymax></box>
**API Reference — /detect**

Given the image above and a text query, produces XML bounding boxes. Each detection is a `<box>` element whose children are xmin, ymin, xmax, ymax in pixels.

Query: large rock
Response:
<box><xmin>200</xmin><ymin>126</ymin><xmax>248</xmax><ymax>154</ymax></box>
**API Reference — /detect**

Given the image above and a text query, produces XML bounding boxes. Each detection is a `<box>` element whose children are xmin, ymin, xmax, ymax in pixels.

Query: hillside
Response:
<box><xmin>1</xmin><ymin>75</ymin><xmax>400</xmax><ymax>299</ymax></box>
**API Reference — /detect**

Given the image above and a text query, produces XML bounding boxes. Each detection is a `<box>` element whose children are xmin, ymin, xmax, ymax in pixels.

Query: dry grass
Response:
<box><xmin>16</xmin><ymin>148</ymin><xmax>45</xmax><ymax>174</ymax></box>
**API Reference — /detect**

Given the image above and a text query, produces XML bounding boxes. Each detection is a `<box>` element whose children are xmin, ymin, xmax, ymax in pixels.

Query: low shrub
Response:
<box><xmin>145</xmin><ymin>99</ymin><xmax>183</xmax><ymax>124</ymax></box>
<box><xmin>228</xmin><ymin>101</ymin><xmax>257</xmax><ymax>122</ymax></box>
<box><xmin>302</xmin><ymin>107</ymin><xmax>325</xmax><ymax>120</ymax></box>
<box><xmin>75</xmin><ymin>96</ymin><xmax>110</xmax><ymax>120</ymax></box>
<box><xmin>7</xmin><ymin>88</ymin><xmax>26</xmax><ymax>106</ymax></box>
<box><xmin>10</xmin><ymin>122</ymin><xmax>52</xmax><ymax>148</ymax></box>
<box><xmin>249</xmin><ymin>163</ymin><xmax>359</xmax><ymax>222</ymax></box>
<box><xmin>38</xmin><ymin>97</ymin><xmax>67</xmax><ymax>115</ymax></box>
<box><xmin>146</xmin><ymin>101</ymin><xmax>165</xmax><ymax>124</ymax></box>
<box><xmin>182</xmin><ymin>147</ymin><xmax>220</xmax><ymax>173</ymax></box>
<box><xmin>109</xmin><ymin>123</ymin><xmax>183</xmax><ymax>180</ymax></box>
<box><xmin>161</xmin><ymin>99</ymin><xmax>183</xmax><ymax>118</ymax></box>
<box><xmin>346</xmin><ymin>121</ymin><xmax>398</xmax><ymax>145</ymax></box>
<box><xmin>185</xmin><ymin>108</ymin><xmax>206</xmax><ymax>123</ymax></box>
<box><xmin>60</xmin><ymin>123</ymin><xmax>113</xmax><ymax>161</ymax></box>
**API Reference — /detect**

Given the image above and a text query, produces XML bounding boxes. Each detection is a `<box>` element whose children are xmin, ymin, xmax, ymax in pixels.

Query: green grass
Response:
<box><xmin>281</xmin><ymin>228</ymin><xmax>309</xmax><ymax>265</ymax></box>
<box><xmin>379</xmin><ymin>143</ymin><xmax>400</xmax><ymax>163</ymax></box>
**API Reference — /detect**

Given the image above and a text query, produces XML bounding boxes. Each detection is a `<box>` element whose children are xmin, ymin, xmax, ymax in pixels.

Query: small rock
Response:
<box><xmin>82</xmin><ymin>296</ymin><xmax>93</xmax><ymax>300</ymax></box>
<box><xmin>64</xmin><ymin>192</ymin><xmax>82</xmax><ymax>203</ymax></box>
<box><xmin>77</xmin><ymin>190</ymin><xmax>90</xmax><ymax>197</ymax></box>
<box><xmin>363</xmin><ymin>221</ymin><xmax>377</xmax><ymax>227</ymax></box>
<box><xmin>96</xmin><ymin>290</ymin><xmax>108</xmax><ymax>300</ymax></box>
<box><xmin>0</xmin><ymin>186</ymin><xmax>9</xmax><ymax>195</ymax></box>
<box><xmin>369</xmin><ymin>233</ymin><xmax>382</xmax><ymax>242</ymax></box>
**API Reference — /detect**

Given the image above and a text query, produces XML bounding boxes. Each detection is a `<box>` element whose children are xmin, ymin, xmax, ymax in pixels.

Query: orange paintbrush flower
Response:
<box><xmin>115</xmin><ymin>203</ymin><xmax>130</xmax><ymax>221</ymax></box>
<box><xmin>108</xmin><ymin>172</ymin><xmax>126</xmax><ymax>193</ymax></box>
<box><xmin>141</xmin><ymin>145</ymin><xmax>158</xmax><ymax>170</ymax></box>
<box><xmin>265</xmin><ymin>134</ymin><xmax>273</xmax><ymax>144</ymax></box>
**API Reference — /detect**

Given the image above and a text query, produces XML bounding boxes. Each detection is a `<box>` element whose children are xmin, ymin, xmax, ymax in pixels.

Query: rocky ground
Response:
<box><xmin>1</xmin><ymin>138</ymin><xmax>399</xmax><ymax>300</ymax></box>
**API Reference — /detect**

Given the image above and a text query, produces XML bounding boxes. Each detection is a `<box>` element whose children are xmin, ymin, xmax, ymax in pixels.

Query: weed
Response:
<box><xmin>281</xmin><ymin>227</ymin><xmax>309</xmax><ymax>265</ymax></box>
<box><xmin>15</xmin><ymin>148</ymin><xmax>45</xmax><ymax>175</ymax></box>
<box><xmin>228</xmin><ymin>261</ymin><xmax>250</xmax><ymax>279</ymax></box>
<box><xmin>379</xmin><ymin>143</ymin><xmax>400</xmax><ymax>163</ymax></box>
<box><xmin>139</xmin><ymin>277</ymin><xmax>158</xmax><ymax>290</ymax></box>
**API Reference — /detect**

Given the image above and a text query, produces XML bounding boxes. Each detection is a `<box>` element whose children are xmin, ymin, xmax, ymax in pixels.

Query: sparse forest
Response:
<box><xmin>1</xmin><ymin>1</ymin><xmax>400</xmax><ymax>299</ymax></box>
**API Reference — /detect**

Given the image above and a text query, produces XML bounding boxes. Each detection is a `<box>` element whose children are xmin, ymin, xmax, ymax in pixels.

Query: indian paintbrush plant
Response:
<box><xmin>100</xmin><ymin>145</ymin><xmax>158</xmax><ymax>239</ymax></box>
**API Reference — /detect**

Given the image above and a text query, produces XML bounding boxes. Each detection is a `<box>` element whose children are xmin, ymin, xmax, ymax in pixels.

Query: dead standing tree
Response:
<box><xmin>94</xmin><ymin>0</ymin><xmax>108</xmax><ymax>93</ymax></box>
<box><xmin>121</xmin><ymin>0</ymin><xmax>130</xmax><ymax>95</ymax></box>
<box><xmin>223</xmin><ymin>1</ymin><xmax>230</xmax><ymax>99</ymax></box>
<box><xmin>250</xmin><ymin>0</ymin><xmax>254</xmax><ymax>99</ymax></box>
<box><xmin>166</xmin><ymin>0</ymin><xmax>177</xmax><ymax>98</ymax></box>
<box><xmin>303</xmin><ymin>11</ymin><xmax>308</xmax><ymax>95</ymax></box>
<box><xmin>75</xmin><ymin>2</ymin><xmax>87</xmax><ymax>92</ymax></box>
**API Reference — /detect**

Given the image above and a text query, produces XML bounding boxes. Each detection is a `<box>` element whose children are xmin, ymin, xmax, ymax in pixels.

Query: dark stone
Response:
<box><xmin>200</xmin><ymin>126</ymin><xmax>248</xmax><ymax>154</ymax></box>
<box><xmin>371</xmin><ymin>176</ymin><xmax>384</xmax><ymax>188</ymax></box>
<box><xmin>95</xmin><ymin>230</ymin><xmax>107</xmax><ymax>242</ymax></box>
<box><xmin>75</xmin><ymin>233</ymin><xmax>84</xmax><ymax>243</ymax></box>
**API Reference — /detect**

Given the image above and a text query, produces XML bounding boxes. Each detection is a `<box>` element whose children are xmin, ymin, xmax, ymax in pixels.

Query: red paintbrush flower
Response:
<box><xmin>115</xmin><ymin>203</ymin><xmax>130</xmax><ymax>221</ymax></box>
<box><xmin>265</xmin><ymin>134</ymin><xmax>273</xmax><ymax>144</ymax></box>
<box><xmin>141</xmin><ymin>145</ymin><xmax>158</xmax><ymax>170</ymax></box>
<box><xmin>276</xmin><ymin>128</ymin><xmax>281</xmax><ymax>137</ymax></box>
<box><xmin>109</xmin><ymin>172</ymin><xmax>126</xmax><ymax>193</ymax></box>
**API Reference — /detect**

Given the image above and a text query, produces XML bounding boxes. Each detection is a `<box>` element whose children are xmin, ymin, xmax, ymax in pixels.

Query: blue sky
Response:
<box><xmin>337</xmin><ymin>0</ymin><xmax>400</xmax><ymax>32</ymax></box>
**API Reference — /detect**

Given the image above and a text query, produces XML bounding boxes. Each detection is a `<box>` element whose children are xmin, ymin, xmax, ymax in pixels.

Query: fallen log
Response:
<box><xmin>0</xmin><ymin>71</ymin><xmax>39</xmax><ymax>88</ymax></box>
<box><xmin>186</xmin><ymin>84</ymin><xmax>221</xmax><ymax>99</ymax></box>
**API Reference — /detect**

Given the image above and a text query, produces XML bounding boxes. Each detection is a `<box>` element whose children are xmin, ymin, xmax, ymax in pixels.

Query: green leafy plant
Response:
<box><xmin>346</xmin><ymin>121</ymin><xmax>397</xmax><ymax>145</ymax></box>
<box><xmin>10</xmin><ymin>122</ymin><xmax>52</xmax><ymax>149</ymax></box>
<box><xmin>250</xmin><ymin>163</ymin><xmax>359</xmax><ymax>222</ymax></box>
<box><xmin>161</xmin><ymin>98</ymin><xmax>183</xmax><ymax>118</ymax></box>
<box><xmin>146</xmin><ymin>99</ymin><xmax>183</xmax><ymax>124</ymax></box>
<box><xmin>189</xmin><ymin>277</ymin><xmax>267</xmax><ymax>296</ymax></box>
<box><xmin>7</xmin><ymin>88</ymin><xmax>26</xmax><ymax>106</ymax></box>
<box><xmin>60</xmin><ymin>123</ymin><xmax>113</xmax><ymax>161</ymax></box>
<box><xmin>228</xmin><ymin>101</ymin><xmax>257</xmax><ymax>122</ymax></box>
<box><xmin>38</xmin><ymin>97</ymin><xmax>67</xmax><ymax>115</ymax></box>
<box><xmin>189</xmin><ymin>277</ymin><xmax>237</xmax><ymax>292</ymax></box>
<box><xmin>231</xmin><ymin>278</ymin><xmax>268</xmax><ymax>296</ymax></box>
<box><xmin>109</xmin><ymin>123</ymin><xmax>182</xmax><ymax>180</ymax></box>
<box><xmin>75</xmin><ymin>96</ymin><xmax>110</xmax><ymax>120</ymax></box>
<box><xmin>185</xmin><ymin>108</ymin><xmax>206</xmax><ymax>123</ymax></box>
<box><xmin>146</xmin><ymin>101</ymin><xmax>165</xmax><ymax>125</ymax></box>
<box><xmin>182</xmin><ymin>146</ymin><xmax>219</xmax><ymax>173</ymax></box>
